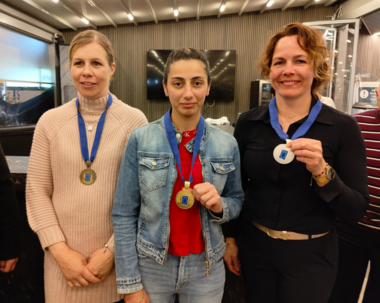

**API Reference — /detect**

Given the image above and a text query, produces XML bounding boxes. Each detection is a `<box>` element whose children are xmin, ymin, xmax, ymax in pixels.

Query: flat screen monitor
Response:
<box><xmin>147</xmin><ymin>50</ymin><xmax>236</xmax><ymax>101</ymax></box>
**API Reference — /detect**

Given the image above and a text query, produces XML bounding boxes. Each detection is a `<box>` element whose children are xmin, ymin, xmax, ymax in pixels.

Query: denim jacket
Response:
<box><xmin>112</xmin><ymin>116</ymin><xmax>244</xmax><ymax>294</ymax></box>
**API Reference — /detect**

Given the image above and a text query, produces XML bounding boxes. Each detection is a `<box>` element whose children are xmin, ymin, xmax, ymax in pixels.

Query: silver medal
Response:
<box><xmin>273</xmin><ymin>139</ymin><xmax>294</xmax><ymax>164</ymax></box>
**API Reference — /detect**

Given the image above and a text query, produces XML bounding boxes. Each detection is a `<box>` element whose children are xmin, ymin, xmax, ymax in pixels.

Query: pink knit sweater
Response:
<box><xmin>26</xmin><ymin>93</ymin><xmax>147</xmax><ymax>303</ymax></box>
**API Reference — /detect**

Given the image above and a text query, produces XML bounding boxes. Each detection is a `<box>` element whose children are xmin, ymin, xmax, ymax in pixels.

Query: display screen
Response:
<box><xmin>147</xmin><ymin>50</ymin><xmax>236</xmax><ymax>101</ymax></box>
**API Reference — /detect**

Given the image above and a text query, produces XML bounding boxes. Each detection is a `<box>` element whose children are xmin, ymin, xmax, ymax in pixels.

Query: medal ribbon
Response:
<box><xmin>164</xmin><ymin>109</ymin><xmax>204</xmax><ymax>185</ymax></box>
<box><xmin>269</xmin><ymin>96</ymin><xmax>322</xmax><ymax>141</ymax></box>
<box><xmin>76</xmin><ymin>93</ymin><xmax>112</xmax><ymax>165</ymax></box>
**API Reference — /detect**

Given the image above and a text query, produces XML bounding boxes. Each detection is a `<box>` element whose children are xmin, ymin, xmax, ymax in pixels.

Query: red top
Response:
<box><xmin>168</xmin><ymin>129</ymin><xmax>205</xmax><ymax>256</ymax></box>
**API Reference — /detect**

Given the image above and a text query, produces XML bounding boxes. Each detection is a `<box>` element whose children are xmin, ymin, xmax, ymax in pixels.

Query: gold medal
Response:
<box><xmin>80</xmin><ymin>161</ymin><xmax>96</xmax><ymax>185</ymax></box>
<box><xmin>175</xmin><ymin>181</ymin><xmax>195</xmax><ymax>210</ymax></box>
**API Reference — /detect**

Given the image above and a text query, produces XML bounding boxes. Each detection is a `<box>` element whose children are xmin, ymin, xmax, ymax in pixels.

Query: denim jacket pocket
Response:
<box><xmin>210</xmin><ymin>161</ymin><xmax>235</xmax><ymax>194</ymax></box>
<box><xmin>139</xmin><ymin>156</ymin><xmax>170</xmax><ymax>191</ymax></box>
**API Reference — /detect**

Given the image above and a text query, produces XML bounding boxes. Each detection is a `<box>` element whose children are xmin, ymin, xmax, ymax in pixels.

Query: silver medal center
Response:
<box><xmin>273</xmin><ymin>143</ymin><xmax>294</xmax><ymax>164</ymax></box>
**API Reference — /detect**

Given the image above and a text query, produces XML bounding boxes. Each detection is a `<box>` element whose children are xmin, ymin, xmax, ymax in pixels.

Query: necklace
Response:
<box><xmin>279</xmin><ymin>110</ymin><xmax>309</xmax><ymax>119</ymax></box>
<box><xmin>86</xmin><ymin>121</ymin><xmax>99</xmax><ymax>132</ymax></box>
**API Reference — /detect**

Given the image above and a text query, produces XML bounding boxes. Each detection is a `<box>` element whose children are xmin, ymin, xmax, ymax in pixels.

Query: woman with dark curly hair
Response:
<box><xmin>222</xmin><ymin>23</ymin><xmax>369</xmax><ymax>303</ymax></box>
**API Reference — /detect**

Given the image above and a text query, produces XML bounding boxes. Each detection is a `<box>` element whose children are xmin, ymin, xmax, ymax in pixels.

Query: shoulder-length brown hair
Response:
<box><xmin>258</xmin><ymin>23</ymin><xmax>331</xmax><ymax>97</ymax></box>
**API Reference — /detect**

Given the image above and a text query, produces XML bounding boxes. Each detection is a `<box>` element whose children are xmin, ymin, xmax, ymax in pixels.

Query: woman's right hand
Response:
<box><xmin>223</xmin><ymin>237</ymin><xmax>241</xmax><ymax>276</ymax></box>
<box><xmin>124</xmin><ymin>289</ymin><xmax>150</xmax><ymax>303</ymax></box>
<box><xmin>48</xmin><ymin>242</ymin><xmax>101</xmax><ymax>288</ymax></box>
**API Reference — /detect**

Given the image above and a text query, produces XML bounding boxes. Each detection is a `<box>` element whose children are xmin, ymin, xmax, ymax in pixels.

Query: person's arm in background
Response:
<box><xmin>0</xmin><ymin>142</ymin><xmax>20</xmax><ymax>273</ymax></box>
<box><xmin>222</xmin><ymin>112</ymin><xmax>250</xmax><ymax>276</ymax></box>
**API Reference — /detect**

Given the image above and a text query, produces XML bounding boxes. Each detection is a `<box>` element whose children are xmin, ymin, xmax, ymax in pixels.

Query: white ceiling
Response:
<box><xmin>1</xmin><ymin>0</ymin><xmax>343</xmax><ymax>31</ymax></box>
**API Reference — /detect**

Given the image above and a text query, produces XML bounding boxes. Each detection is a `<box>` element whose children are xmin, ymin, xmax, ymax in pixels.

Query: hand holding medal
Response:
<box><xmin>269</xmin><ymin>96</ymin><xmax>322</xmax><ymax>165</ymax></box>
<box><xmin>188</xmin><ymin>182</ymin><xmax>223</xmax><ymax>214</ymax></box>
<box><xmin>286</xmin><ymin>138</ymin><xmax>326</xmax><ymax>176</ymax></box>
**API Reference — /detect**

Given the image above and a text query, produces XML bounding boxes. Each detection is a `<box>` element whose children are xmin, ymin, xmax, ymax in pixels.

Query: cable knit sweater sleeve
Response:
<box><xmin>26</xmin><ymin>111</ymin><xmax>66</xmax><ymax>249</ymax></box>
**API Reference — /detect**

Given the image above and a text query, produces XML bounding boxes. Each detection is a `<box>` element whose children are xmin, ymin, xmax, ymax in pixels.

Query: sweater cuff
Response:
<box><xmin>37</xmin><ymin>225</ymin><xmax>66</xmax><ymax>250</ymax></box>
<box><xmin>106</xmin><ymin>233</ymin><xmax>114</xmax><ymax>249</ymax></box>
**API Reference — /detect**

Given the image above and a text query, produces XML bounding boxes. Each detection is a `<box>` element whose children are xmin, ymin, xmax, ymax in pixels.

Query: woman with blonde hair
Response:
<box><xmin>26</xmin><ymin>30</ymin><xmax>147</xmax><ymax>303</ymax></box>
<box><xmin>223</xmin><ymin>23</ymin><xmax>369</xmax><ymax>303</ymax></box>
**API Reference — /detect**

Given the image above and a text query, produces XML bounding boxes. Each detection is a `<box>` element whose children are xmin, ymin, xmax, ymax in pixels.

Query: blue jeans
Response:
<box><xmin>138</xmin><ymin>251</ymin><xmax>225</xmax><ymax>303</ymax></box>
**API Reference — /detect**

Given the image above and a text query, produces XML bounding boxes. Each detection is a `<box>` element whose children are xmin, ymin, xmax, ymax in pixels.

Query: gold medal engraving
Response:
<box><xmin>80</xmin><ymin>161</ymin><xmax>96</xmax><ymax>185</ymax></box>
<box><xmin>175</xmin><ymin>181</ymin><xmax>194</xmax><ymax>210</ymax></box>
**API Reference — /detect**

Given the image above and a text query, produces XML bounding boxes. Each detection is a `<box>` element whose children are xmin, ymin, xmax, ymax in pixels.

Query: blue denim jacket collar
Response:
<box><xmin>159</xmin><ymin>116</ymin><xmax>210</xmax><ymax>154</ymax></box>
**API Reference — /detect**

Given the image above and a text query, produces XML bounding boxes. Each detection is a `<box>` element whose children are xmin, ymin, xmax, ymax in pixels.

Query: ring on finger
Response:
<box><xmin>75</xmin><ymin>282</ymin><xmax>80</xmax><ymax>287</ymax></box>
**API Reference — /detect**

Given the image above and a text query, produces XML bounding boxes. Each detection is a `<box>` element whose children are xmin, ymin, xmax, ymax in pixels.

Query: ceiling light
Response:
<box><xmin>81</xmin><ymin>18</ymin><xmax>89</xmax><ymax>24</ymax></box>
<box><xmin>220</xmin><ymin>5</ymin><xmax>226</xmax><ymax>12</ymax></box>
<box><xmin>334</xmin><ymin>50</ymin><xmax>338</xmax><ymax>53</ymax></box>
<box><xmin>127</xmin><ymin>14</ymin><xmax>134</xmax><ymax>20</ymax></box>
<box><xmin>347</xmin><ymin>39</ymin><xmax>351</xmax><ymax>43</ymax></box>
<box><xmin>315</xmin><ymin>0</ymin><xmax>320</xmax><ymax>2</ymax></box>
<box><xmin>267</xmin><ymin>0</ymin><xmax>274</xmax><ymax>7</ymax></box>
<box><xmin>374</xmin><ymin>32</ymin><xmax>380</xmax><ymax>36</ymax></box>
<box><xmin>348</xmin><ymin>55</ymin><xmax>352</xmax><ymax>58</ymax></box>
<box><xmin>53</xmin><ymin>0</ymin><xmax>58</xmax><ymax>2</ymax></box>
<box><xmin>174</xmin><ymin>9</ymin><xmax>179</xmax><ymax>17</ymax></box>
<box><xmin>338</xmin><ymin>62</ymin><xmax>343</xmax><ymax>64</ymax></box>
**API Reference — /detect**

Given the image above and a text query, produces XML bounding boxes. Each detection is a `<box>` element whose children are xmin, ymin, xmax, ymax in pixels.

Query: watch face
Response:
<box><xmin>327</xmin><ymin>167</ymin><xmax>335</xmax><ymax>180</ymax></box>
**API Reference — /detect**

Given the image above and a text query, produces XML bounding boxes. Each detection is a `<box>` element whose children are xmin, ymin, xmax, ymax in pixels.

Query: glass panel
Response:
<box><xmin>304</xmin><ymin>20</ymin><xmax>360</xmax><ymax>114</ymax></box>
<box><xmin>0</xmin><ymin>26</ymin><xmax>53</xmax><ymax>83</ymax></box>
<box><xmin>0</xmin><ymin>26</ymin><xmax>56</xmax><ymax>127</ymax></box>
<box><xmin>0</xmin><ymin>81</ymin><xmax>55</xmax><ymax>126</ymax></box>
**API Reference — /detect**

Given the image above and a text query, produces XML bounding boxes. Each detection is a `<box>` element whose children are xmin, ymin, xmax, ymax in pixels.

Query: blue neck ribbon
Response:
<box><xmin>164</xmin><ymin>109</ymin><xmax>204</xmax><ymax>185</ymax></box>
<box><xmin>76</xmin><ymin>93</ymin><xmax>113</xmax><ymax>165</ymax></box>
<box><xmin>269</xmin><ymin>96</ymin><xmax>322</xmax><ymax>141</ymax></box>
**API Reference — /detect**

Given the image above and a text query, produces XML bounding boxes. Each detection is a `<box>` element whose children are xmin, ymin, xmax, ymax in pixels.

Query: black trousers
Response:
<box><xmin>328</xmin><ymin>221</ymin><xmax>380</xmax><ymax>303</ymax></box>
<box><xmin>238</xmin><ymin>218</ymin><xmax>338</xmax><ymax>303</ymax></box>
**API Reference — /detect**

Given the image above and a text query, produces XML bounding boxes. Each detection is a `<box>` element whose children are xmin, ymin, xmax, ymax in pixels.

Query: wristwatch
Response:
<box><xmin>313</xmin><ymin>164</ymin><xmax>336</xmax><ymax>183</ymax></box>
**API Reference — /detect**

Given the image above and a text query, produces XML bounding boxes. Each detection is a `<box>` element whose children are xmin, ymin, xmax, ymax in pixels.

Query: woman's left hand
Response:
<box><xmin>287</xmin><ymin>138</ymin><xmax>326</xmax><ymax>175</ymax></box>
<box><xmin>190</xmin><ymin>182</ymin><xmax>223</xmax><ymax>214</ymax></box>
<box><xmin>86</xmin><ymin>247</ymin><xmax>115</xmax><ymax>281</ymax></box>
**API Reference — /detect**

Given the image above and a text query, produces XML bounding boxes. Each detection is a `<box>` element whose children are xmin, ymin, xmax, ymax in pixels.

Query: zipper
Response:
<box><xmin>163</xmin><ymin>157</ymin><xmax>177</xmax><ymax>265</ymax></box>
<box><xmin>200</xmin><ymin>155</ymin><xmax>210</xmax><ymax>277</ymax></box>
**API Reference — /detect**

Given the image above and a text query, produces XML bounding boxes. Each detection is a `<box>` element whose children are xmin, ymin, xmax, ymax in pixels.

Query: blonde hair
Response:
<box><xmin>258</xmin><ymin>23</ymin><xmax>331</xmax><ymax>97</ymax></box>
<box><xmin>69</xmin><ymin>30</ymin><xmax>115</xmax><ymax>67</ymax></box>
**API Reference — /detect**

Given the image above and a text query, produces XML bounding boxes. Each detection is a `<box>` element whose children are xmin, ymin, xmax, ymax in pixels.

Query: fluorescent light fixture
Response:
<box><xmin>127</xmin><ymin>14</ymin><xmax>134</xmax><ymax>20</ymax></box>
<box><xmin>267</xmin><ymin>0</ymin><xmax>274</xmax><ymax>7</ymax></box>
<box><xmin>6</xmin><ymin>82</ymin><xmax>40</xmax><ymax>87</ymax></box>
<box><xmin>373</xmin><ymin>32</ymin><xmax>380</xmax><ymax>36</ymax></box>
<box><xmin>174</xmin><ymin>9</ymin><xmax>179</xmax><ymax>17</ymax></box>
<box><xmin>347</xmin><ymin>39</ymin><xmax>351</xmax><ymax>43</ymax></box>
<box><xmin>81</xmin><ymin>18</ymin><xmax>89</xmax><ymax>24</ymax></box>
<box><xmin>220</xmin><ymin>4</ymin><xmax>226</xmax><ymax>12</ymax></box>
